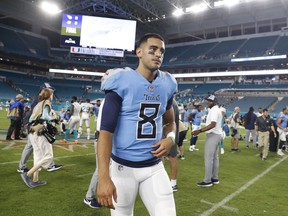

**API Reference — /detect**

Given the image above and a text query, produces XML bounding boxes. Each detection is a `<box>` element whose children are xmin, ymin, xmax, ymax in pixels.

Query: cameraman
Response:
<box><xmin>20</xmin><ymin>88</ymin><xmax>54</xmax><ymax>188</ymax></box>
<box><xmin>17</xmin><ymin>83</ymin><xmax>62</xmax><ymax>173</ymax></box>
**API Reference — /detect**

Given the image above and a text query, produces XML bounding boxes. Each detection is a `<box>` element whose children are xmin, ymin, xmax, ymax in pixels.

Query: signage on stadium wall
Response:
<box><xmin>70</xmin><ymin>47</ymin><xmax>124</xmax><ymax>57</ymax></box>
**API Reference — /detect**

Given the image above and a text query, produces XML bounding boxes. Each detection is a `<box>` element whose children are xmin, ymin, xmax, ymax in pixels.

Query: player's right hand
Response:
<box><xmin>97</xmin><ymin>177</ymin><xmax>117</xmax><ymax>209</ymax></box>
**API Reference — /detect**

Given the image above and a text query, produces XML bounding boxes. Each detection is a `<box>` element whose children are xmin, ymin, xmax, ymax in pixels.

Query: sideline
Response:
<box><xmin>200</xmin><ymin>155</ymin><xmax>288</xmax><ymax>216</ymax></box>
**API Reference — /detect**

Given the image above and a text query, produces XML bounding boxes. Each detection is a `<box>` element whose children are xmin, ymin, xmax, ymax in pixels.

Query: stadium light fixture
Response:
<box><xmin>173</xmin><ymin>69</ymin><xmax>288</xmax><ymax>78</ymax></box>
<box><xmin>186</xmin><ymin>3</ymin><xmax>208</xmax><ymax>13</ymax></box>
<box><xmin>214</xmin><ymin>0</ymin><xmax>240</xmax><ymax>7</ymax></box>
<box><xmin>49</xmin><ymin>69</ymin><xmax>105</xmax><ymax>77</ymax></box>
<box><xmin>40</xmin><ymin>1</ymin><xmax>61</xmax><ymax>15</ymax></box>
<box><xmin>172</xmin><ymin>8</ymin><xmax>184</xmax><ymax>17</ymax></box>
<box><xmin>49</xmin><ymin>68</ymin><xmax>288</xmax><ymax>78</ymax></box>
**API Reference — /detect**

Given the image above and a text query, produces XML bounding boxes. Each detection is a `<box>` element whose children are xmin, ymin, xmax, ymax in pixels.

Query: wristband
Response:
<box><xmin>166</xmin><ymin>132</ymin><xmax>176</xmax><ymax>144</ymax></box>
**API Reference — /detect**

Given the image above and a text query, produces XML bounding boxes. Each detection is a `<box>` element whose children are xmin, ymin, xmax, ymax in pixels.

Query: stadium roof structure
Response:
<box><xmin>1</xmin><ymin>0</ymin><xmax>288</xmax><ymax>46</ymax></box>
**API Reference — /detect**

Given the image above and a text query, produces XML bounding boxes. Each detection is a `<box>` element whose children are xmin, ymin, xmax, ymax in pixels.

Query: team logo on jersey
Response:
<box><xmin>148</xmin><ymin>85</ymin><xmax>155</xmax><ymax>92</ymax></box>
<box><xmin>118</xmin><ymin>165</ymin><xmax>124</xmax><ymax>171</ymax></box>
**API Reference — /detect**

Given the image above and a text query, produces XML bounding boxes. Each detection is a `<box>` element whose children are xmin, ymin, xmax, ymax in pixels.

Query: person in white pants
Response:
<box><xmin>83</xmin><ymin>99</ymin><xmax>105</xmax><ymax>208</ymax></box>
<box><xmin>20</xmin><ymin>88</ymin><xmax>54</xmax><ymax>188</ymax></box>
<box><xmin>78</xmin><ymin>98</ymin><xmax>93</xmax><ymax>140</ymax></box>
<box><xmin>60</xmin><ymin>96</ymin><xmax>81</xmax><ymax>144</ymax></box>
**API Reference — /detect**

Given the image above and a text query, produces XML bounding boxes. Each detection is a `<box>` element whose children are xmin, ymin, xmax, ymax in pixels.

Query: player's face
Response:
<box><xmin>207</xmin><ymin>100</ymin><xmax>214</xmax><ymax>108</ymax></box>
<box><xmin>137</xmin><ymin>37</ymin><xmax>165</xmax><ymax>72</ymax></box>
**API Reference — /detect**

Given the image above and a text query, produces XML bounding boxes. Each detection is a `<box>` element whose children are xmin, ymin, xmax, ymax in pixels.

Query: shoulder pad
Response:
<box><xmin>102</xmin><ymin>68</ymin><xmax>126</xmax><ymax>82</ymax></box>
<box><xmin>101</xmin><ymin>67</ymin><xmax>132</xmax><ymax>92</ymax></box>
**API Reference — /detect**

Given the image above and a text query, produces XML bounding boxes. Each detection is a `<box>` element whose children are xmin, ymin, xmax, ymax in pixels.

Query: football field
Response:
<box><xmin>0</xmin><ymin>109</ymin><xmax>287</xmax><ymax>216</ymax></box>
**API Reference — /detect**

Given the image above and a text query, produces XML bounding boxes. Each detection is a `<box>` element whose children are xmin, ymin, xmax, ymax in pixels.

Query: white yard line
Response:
<box><xmin>200</xmin><ymin>155</ymin><xmax>288</xmax><ymax>216</ymax></box>
<box><xmin>76</xmin><ymin>172</ymin><xmax>95</xmax><ymax>177</ymax></box>
<box><xmin>200</xmin><ymin>200</ymin><xmax>238</xmax><ymax>213</ymax></box>
<box><xmin>0</xmin><ymin>153</ymin><xmax>95</xmax><ymax>165</ymax></box>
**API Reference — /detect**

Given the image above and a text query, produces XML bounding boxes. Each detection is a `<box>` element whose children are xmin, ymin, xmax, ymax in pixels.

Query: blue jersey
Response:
<box><xmin>101</xmin><ymin>67</ymin><xmax>177</xmax><ymax>163</ymax></box>
<box><xmin>192</xmin><ymin>109</ymin><xmax>203</xmax><ymax>126</ymax></box>
<box><xmin>181</xmin><ymin>109</ymin><xmax>188</xmax><ymax>123</ymax></box>
<box><xmin>93</xmin><ymin>105</ymin><xmax>99</xmax><ymax>116</ymax></box>
<box><xmin>277</xmin><ymin>113</ymin><xmax>288</xmax><ymax>128</ymax></box>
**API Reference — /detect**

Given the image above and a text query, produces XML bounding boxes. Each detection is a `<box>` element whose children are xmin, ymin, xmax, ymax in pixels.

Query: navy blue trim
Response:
<box><xmin>100</xmin><ymin>91</ymin><xmax>122</xmax><ymax>133</ymax></box>
<box><xmin>111</xmin><ymin>154</ymin><xmax>161</xmax><ymax>168</ymax></box>
<box><xmin>166</xmin><ymin>97</ymin><xmax>173</xmax><ymax>110</ymax></box>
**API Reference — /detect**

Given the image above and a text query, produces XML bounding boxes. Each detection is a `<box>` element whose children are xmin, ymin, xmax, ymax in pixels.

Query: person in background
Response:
<box><xmin>20</xmin><ymin>88</ymin><xmax>55</xmax><ymax>188</ymax></box>
<box><xmin>65</xmin><ymin>100</ymin><xmax>70</xmax><ymax>111</ymax></box>
<box><xmin>192</xmin><ymin>95</ymin><xmax>222</xmax><ymax>187</ymax></box>
<box><xmin>78</xmin><ymin>98</ymin><xmax>93</xmax><ymax>140</ymax></box>
<box><xmin>256</xmin><ymin>107</ymin><xmax>263</xmax><ymax>117</ymax></box>
<box><xmin>167</xmin><ymin>99</ymin><xmax>180</xmax><ymax>192</ymax></box>
<box><xmin>6</xmin><ymin>94</ymin><xmax>26</xmax><ymax>140</ymax></box>
<box><xmin>255</xmin><ymin>109</ymin><xmax>277</xmax><ymax>160</ymax></box>
<box><xmin>21</xmin><ymin>106</ymin><xmax>31</xmax><ymax>138</ymax></box>
<box><xmin>276</xmin><ymin>107</ymin><xmax>288</xmax><ymax>156</ymax></box>
<box><xmin>93</xmin><ymin>99</ymin><xmax>101</xmax><ymax>138</ymax></box>
<box><xmin>83</xmin><ymin>100</ymin><xmax>104</xmax><ymax>209</ymax></box>
<box><xmin>177</xmin><ymin>120</ymin><xmax>188</xmax><ymax>160</ymax></box>
<box><xmin>219</xmin><ymin>107</ymin><xmax>226</xmax><ymax>155</ymax></box>
<box><xmin>62</xmin><ymin>109</ymin><xmax>71</xmax><ymax>132</ymax></box>
<box><xmin>181</xmin><ymin>105</ymin><xmax>189</xmax><ymax>140</ymax></box>
<box><xmin>17</xmin><ymin>83</ymin><xmax>62</xmax><ymax>173</ymax></box>
<box><xmin>254</xmin><ymin>107</ymin><xmax>263</xmax><ymax>146</ymax></box>
<box><xmin>189</xmin><ymin>104</ymin><xmax>203</xmax><ymax>152</ymax></box>
<box><xmin>223</xmin><ymin>120</ymin><xmax>230</xmax><ymax>137</ymax></box>
<box><xmin>243</xmin><ymin>106</ymin><xmax>257</xmax><ymax>148</ymax></box>
<box><xmin>5</xmin><ymin>100</ymin><xmax>10</xmax><ymax>112</ymax></box>
<box><xmin>230</xmin><ymin>106</ymin><xmax>241</xmax><ymax>152</ymax></box>
<box><xmin>58</xmin><ymin>107</ymin><xmax>66</xmax><ymax>134</ymax></box>
<box><xmin>60</xmin><ymin>96</ymin><xmax>81</xmax><ymax>144</ymax></box>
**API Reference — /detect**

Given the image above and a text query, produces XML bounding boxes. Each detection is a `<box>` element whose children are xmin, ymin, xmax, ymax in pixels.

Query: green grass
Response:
<box><xmin>0</xmin><ymin>109</ymin><xmax>287</xmax><ymax>216</ymax></box>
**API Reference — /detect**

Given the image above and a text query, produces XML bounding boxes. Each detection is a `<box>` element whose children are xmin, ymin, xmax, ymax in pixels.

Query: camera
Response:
<box><xmin>38</xmin><ymin>125</ymin><xmax>57</xmax><ymax>144</ymax></box>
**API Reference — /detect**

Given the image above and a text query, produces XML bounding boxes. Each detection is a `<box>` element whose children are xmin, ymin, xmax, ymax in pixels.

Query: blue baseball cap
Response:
<box><xmin>40</xmin><ymin>82</ymin><xmax>55</xmax><ymax>91</ymax></box>
<box><xmin>206</xmin><ymin>94</ymin><xmax>217</xmax><ymax>102</ymax></box>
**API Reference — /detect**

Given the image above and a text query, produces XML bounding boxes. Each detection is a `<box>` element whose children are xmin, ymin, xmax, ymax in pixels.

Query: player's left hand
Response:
<box><xmin>192</xmin><ymin>130</ymin><xmax>201</xmax><ymax>136</ymax></box>
<box><xmin>97</xmin><ymin>177</ymin><xmax>117</xmax><ymax>209</ymax></box>
<box><xmin>151</xmin><ymin>138</ymin><xmax>173</xmax><ymax>158</ymax></box>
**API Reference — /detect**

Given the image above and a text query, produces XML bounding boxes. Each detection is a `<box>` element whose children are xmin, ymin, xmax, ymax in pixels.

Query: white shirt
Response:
<box><xmin>71</xmin><ymin>102</ymin><xmax>81</xmax><ymax>117</ymax></box>
<box><xmin>205</xmin><ymin>105</ymin><xmax>222</xmax><ymax>135</ymax></box>
<box><xmin>81</xmin><ymin>102</ymin><xmax>93</xmax><ymax>118</ymax></box>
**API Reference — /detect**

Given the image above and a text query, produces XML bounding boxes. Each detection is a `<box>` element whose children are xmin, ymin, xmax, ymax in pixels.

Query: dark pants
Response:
<box><xmin>6</xmin><ymin>119</ymin><xmax>22</xmax><ymax>139</ymax></box>
<box><xmin>269</xmin><ymin>131</ymin><xmax>279</xmax><ymax>152</ymax></box>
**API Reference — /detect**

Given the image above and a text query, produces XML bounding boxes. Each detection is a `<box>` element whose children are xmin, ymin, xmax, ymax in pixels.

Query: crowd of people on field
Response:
<box><xmin>4</xmin><ymin>33</ymin><xmax>288</xmax><ymax>215</ymax></box>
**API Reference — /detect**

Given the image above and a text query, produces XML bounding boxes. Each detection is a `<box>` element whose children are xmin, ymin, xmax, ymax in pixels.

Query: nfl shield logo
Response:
<box><xmin>148</xmin><ymin>85</ymin><xmax>155</xmax><ymax>92</ymax></box>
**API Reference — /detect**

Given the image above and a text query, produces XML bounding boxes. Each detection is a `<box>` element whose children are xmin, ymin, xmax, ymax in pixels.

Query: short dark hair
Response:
<box><xmin>249</xmin><ymin>106</ymin><xmax>254</xmax><ymax>112</ymax></box>
<box><xmin>136</xmin><ymin>33</ymin><xmax>164</xmax><ymax>49</ymax></box>
<box><xmin>86</xmin><ymin>98</ymin><xmax>90</xmax><ymax>103</ymax></box>
<box><xmin>263</xmin><ymin>108</ymin><xmax>268</xmax><ymax>112</ymax></box>
<box><xmin>72</xmin><ymin>96</ymin><xmax>77</xmax><ymax>101</ymax></box>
